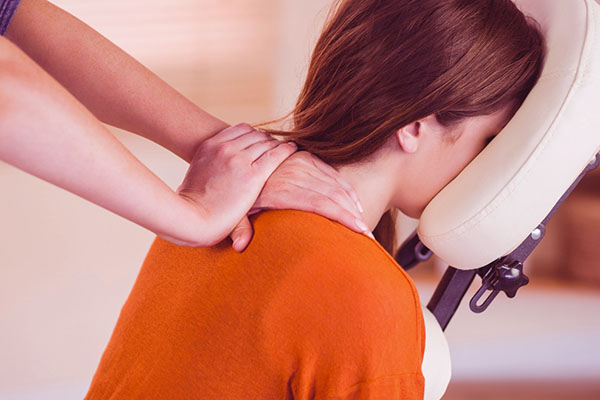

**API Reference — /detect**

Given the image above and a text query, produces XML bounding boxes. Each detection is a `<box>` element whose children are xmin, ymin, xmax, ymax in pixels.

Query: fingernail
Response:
<box><xmin>355</xmin><ymin>218</ymin><xmax>369</xmax><ymax>232</ymax></box>
<box><xmin>288</xmin><ymin>142</ymin><xmax>298</xmax><ymax>149</ymax></box>
<box><xmin>364</xmin><ymin>231</ymin><xmax>375</xmax><ymax>240</ymax></box>
<box><xmin>357</xmin><ymin>200</ymin><xmax>364</xmax><ymax>213</ymax></box>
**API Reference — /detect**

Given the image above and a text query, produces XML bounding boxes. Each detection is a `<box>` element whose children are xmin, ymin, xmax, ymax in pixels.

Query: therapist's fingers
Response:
<box><xmin>206</xmin><ymin>122</ymin><xmax>256</xmax><ymax>144</ymax></box>
<box><xmin>229</xmin><ymin>130</ymin><xmax>272</xmax><ymax>150</ymax></box>
<box><xmin>293</xmin><ymin>169</ymin><xmax>362</xmax><ymax>220</ymax></box>
<box><xmin>292</xmin><ymin>177</ymin><xmax>362</xmax><ymax>223</ymax></box>
<box><xmin>244</xmin><ymin>138</ymin><xmax>285</xmax><ymax>161</ymax></box>
<box><xmin>251</xmin><ymin>141</ymin><xmax>298</xmax><ymax>177</ymax></box>
<box><xmin>303</xmin><ymin>196</ymin><xmax>369</xmax><ymax>234</ymax></box>
<box><xmin>289</xmin><ymin>152</ymin><xmax>363</xmax><ymax>217</ymax></box>
<box><xmin>251</xmin><ymin>152</ymin><xmax>369</xmax><ymax>233</ymax></box>
<box><xmin>255</xmin><ymin>185</ymin><xmax>369</xmax><ymax>234</ymax></box>
<box><xmin>304</xmin><ymin>152</ymin><xmax>364</xmax><ymax>213</ymax></box>
<box><xmin>230</xmin><ymin>216</ymin><xmax>254</xmax><ymax>252</ymax></box>
<box><xmin>271</xmin><ymin>153</ymin><xmax>363</xmax><ymax>221</ymax></box>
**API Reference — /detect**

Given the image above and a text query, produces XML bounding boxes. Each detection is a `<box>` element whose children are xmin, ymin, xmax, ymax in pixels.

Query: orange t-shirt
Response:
<box><xmin>85</xmin><ymin>210</ymin><xmax>425</xmax><ymax>399</ymax></box>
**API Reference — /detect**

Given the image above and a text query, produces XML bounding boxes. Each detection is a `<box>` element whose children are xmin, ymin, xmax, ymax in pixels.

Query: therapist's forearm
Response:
<box><xmin>0</xmin><ymin>38</ymin><xmax>205</xmax><ymax>246</ymax></box>
<box><xmin>5</xmin><ymin>0</ymin><xmax>228</xmax><ymax>163</ymax></box>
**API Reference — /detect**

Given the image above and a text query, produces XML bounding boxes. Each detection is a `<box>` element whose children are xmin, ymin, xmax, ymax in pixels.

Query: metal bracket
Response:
<box><xmin>427</xmin><ymin>267</ymin><xmax>477</xmax><ymax>331</ymax></box>
<box><xmin>469</xmin><ymin>258</ymin><xmax>530</xmax><ymax>313</ymax></box>
<box><xmin>395</xmin><ymin>231</ymin><xmax>433</xmax><ymax>270</ymax></box>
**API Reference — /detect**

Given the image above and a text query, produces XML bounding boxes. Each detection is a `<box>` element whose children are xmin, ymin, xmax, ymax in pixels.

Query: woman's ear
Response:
<box><xmin>396</xmin><ymin>114</ymin><xmax>444</xmax><ymax>153</ymax></box>
<box><xmin>396</xmin><ymin>121</ymin><xmax>420</xmax><ymax>153</ymax></box>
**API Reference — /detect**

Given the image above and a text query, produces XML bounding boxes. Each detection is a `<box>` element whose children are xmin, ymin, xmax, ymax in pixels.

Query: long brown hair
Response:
<box><xmin>258</xmin><ymin>0</ymin><xmax>545</xmax><ymax>255</ymax></box>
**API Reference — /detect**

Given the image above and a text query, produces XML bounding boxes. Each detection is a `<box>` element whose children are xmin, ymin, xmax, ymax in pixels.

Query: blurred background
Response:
<box><xmin>0</xmin><ymin>0</ymin><xmax>598</xmax><ymax>399</ymax></box>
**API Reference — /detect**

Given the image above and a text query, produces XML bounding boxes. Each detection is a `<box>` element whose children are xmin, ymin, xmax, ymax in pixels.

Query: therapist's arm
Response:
<box><xmin>5</xmin><ymin>0</ymin><xmax>225</xmax><ymax>163</ymax></box>
<box><xmin>0</xmin><ymin>36</ymin><xmax>297</xmax><ymax>248</ymax></box>
<box><xmin>2</xmin><ymin>0</ymin><xmax>369</xmax><ymax>248</ymax></box>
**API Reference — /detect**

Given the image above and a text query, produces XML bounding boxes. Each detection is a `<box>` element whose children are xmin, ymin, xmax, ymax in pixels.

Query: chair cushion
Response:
<box><xmin>421</xmin><ymin>305</ymin><xmax>452</xmax><ymax>400</ymax></box>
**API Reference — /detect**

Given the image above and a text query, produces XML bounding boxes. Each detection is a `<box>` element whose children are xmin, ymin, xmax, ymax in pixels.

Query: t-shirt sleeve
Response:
<box><xmin>0</xmin><ymin>0</ymin><xmax>21</xmax><ymax>36</ymax></box>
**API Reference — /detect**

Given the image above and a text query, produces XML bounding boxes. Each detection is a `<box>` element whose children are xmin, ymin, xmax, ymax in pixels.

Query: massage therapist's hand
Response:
<box><xmin>229</xmin><ymin>151</ymin><xmax>371</xmax><ymax>251</ymax></box>
<box><xmin>173</xmin><ymin>123</ymin><xmax>297</xmax><ymax>247</ymax></box>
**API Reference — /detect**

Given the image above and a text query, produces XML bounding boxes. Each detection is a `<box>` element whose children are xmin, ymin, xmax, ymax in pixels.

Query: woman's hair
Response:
<box><xmin>259</xmin><ymin>0</ymin><xmax>545</xmax><ymax>254</ymax></box>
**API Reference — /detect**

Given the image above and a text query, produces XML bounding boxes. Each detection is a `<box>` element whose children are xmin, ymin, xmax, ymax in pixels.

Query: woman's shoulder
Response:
<box><xmin>251</xmin><ymin>209</ymin><xmax>419</xmax><ymax>292</ymax></box>
<box><xmin>251</xmin><ymin>209</ymin><xmax>423</xmax><ymax>323</ymax></box>
<box><xmin>145</xmin><ymin>209</ymin><xmax>418</xmax><ymax>295</ymax></box>
<box><xmin>145</xmin><ymin>209</ymin><xmax>421</xmax><ymax>310</ymax></box>
<box><xmin>253</xmin><ymin>210</ymin><xmax>425</xmax><ymax>381</ymax></box>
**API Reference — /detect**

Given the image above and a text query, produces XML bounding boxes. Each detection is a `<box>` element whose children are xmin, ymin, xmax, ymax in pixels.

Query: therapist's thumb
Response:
<box><xmin>230</xmin><ymin>216</ymin><xmax>254</xmax><ymax>252</ymax></box>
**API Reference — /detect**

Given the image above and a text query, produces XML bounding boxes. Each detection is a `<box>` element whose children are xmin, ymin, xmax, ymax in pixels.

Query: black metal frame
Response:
<box><xmin>396</xmin><ymin>152</ymin><xmax>600</xmax><ymax>331</ymax></box>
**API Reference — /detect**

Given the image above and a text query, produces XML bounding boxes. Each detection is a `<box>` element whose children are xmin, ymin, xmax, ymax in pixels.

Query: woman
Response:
<box><xmin>85</xmin><ymin>0</ymin><xmax>545</xmax><ymax>398</ymax></box>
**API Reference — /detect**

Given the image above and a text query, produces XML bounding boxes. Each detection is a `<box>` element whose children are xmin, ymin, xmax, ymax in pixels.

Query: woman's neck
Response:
<box><xmin>336</xmin><ymin>159</ymin><xmax>398</xmax><ymax>232</ymax></box>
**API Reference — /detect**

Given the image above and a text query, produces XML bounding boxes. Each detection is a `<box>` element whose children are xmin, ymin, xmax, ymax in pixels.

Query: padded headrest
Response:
<box><xmin>418</xmin><ymin>0</ymin><xmax>600</xmax><ymax>270</ymax></box>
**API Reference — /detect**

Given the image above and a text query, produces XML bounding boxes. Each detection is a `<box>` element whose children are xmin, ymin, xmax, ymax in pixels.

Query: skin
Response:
<box><xmin>0</xmin><ymin>38</ymin><xmax>295</xmax><ymax>247</ymax></box>
<box><xmin>336</xmin><ymin>105</ymin><xmax>515</xmax><ymax>231</ymax></box>
<box><xmin>0</xmin><ymin>0</ymin><xmax>368</xmax><ymax>251</ymax></box>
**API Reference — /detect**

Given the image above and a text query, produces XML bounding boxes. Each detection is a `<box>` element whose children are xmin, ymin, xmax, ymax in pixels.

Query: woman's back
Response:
<box><xmin>85</xmin><ymin>210</ymin><xmax>425</xmax><ymax>399</ymax></box>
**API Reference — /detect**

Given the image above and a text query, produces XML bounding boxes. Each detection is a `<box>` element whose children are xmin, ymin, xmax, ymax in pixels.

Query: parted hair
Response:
<box><xmin>259</xmin><ymin>0</ymin><xmax>545</xmax><ymax>254</ymax></box>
